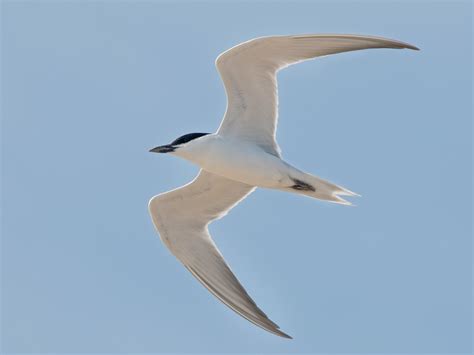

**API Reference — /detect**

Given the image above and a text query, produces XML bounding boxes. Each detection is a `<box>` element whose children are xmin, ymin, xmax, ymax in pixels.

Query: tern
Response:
<box><xmin>149</xmin><ymin>34</ymin><xmax>418</xmax><ymax>338</ymax></box>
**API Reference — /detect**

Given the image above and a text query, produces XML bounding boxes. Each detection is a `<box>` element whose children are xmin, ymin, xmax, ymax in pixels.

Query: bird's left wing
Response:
<box><xmin>148</xmin><ymin>170</ymin><xmax>291</xmax><ymax>338</ymax></box>
<box><xmin>216</xmin><ymin>34</ymin><xmax>419</xmax><ymax>155</ymax></box>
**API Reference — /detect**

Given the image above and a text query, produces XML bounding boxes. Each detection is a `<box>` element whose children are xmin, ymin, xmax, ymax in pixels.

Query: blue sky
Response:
<box><xmin>1</xmin><ymin>1</ymin><xmax>472</xmax><ymax>353</ymax></box>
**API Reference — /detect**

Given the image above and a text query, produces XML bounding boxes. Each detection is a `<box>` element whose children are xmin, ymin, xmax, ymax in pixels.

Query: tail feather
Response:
<box><xmin>322</xmin><ymin>193</ymin><xmax>353</xmax><ymax>206</ymax></box>
<box><xmin>287</xmin><ymin>172</ymin><xmax>359</xmax><ymax>205</ymax></box>
<box><xmin>336</xmin><ymin>186</ymin><xmax>361</xmax><ymax>197</ymax></box>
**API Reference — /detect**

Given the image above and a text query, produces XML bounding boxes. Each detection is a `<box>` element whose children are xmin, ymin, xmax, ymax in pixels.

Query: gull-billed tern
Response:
<box><xmin>148</xmin><ymin>34</ymin><xmax>418</xmax><ymax>338</ymax></box>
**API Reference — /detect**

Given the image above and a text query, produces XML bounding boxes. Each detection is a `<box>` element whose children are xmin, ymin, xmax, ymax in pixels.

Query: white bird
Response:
<box><xmin>148</xmin><ymin>34</ymin><xmax>418</xmax><ymax>338</ymax></box>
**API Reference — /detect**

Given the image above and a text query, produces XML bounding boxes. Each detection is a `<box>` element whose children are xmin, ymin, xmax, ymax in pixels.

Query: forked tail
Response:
<box><xmin>287</xmin><ymin>172</ymin><xmax>359</xmax><ymax>205</ymax></box>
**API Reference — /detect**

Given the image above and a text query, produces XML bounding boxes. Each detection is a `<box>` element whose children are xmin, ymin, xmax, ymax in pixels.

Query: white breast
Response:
<box><xmin>176</xmin><ymin>135</ymin><xmax>291</xmax><ymax>188</ymax></box>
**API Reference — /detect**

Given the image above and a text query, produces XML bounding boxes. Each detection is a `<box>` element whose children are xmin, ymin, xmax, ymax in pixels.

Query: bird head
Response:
<box><xmin>149</xmin><ymin>133</ymin><xmax>210</xmax><ymax>154</ymax></box>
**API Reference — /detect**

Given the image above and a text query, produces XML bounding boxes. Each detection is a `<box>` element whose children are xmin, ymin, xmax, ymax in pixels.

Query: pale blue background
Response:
<box><xmin>1</xmin><ymin>0</ymin><xmax>472</xmax><ymax>353</ymax></box>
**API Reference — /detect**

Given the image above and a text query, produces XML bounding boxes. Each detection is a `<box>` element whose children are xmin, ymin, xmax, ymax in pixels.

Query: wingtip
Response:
<box><xmin>392</xmin><ymin>42</ymin><xmax>419</xmax><ymax>51</ymax></box>
<box><xmin>406</xmin><ymin>44</ymin><xmax>420</xmax><ymax>51</ymax></box>
<box><xmin>277</xmin><ymin>330</ymin><xmax>293</xmax><ymax>339</ymax></box>
<box><xmin>397</xmin><ymin>41</ymin><xmax>419</xmax><ymax>51</ymax></box>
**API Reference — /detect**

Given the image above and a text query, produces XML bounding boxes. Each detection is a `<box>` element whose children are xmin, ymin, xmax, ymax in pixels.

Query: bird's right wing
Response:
<box><xmin>216</xmin><ymin>34</ymin><xmax>419</xmax><ymax>155</ymax></box>
<box><xmin>148</xmin><ymin>170</ymin><xmax>291</xmax><ymax>338</ymax></box>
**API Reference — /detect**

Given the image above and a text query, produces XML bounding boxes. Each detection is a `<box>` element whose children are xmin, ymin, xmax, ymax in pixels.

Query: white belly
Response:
<box><xmin>176</xmin><ymin>135</ymin><xmax>292</xmax><ymax>188</ymax></box>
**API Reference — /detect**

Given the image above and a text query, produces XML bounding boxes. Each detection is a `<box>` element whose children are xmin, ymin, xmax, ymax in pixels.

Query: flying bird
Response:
<box><xmin>148</xmin><ymin>34</ymin><xmax>418</xmax><ymax>338</ymax></box>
